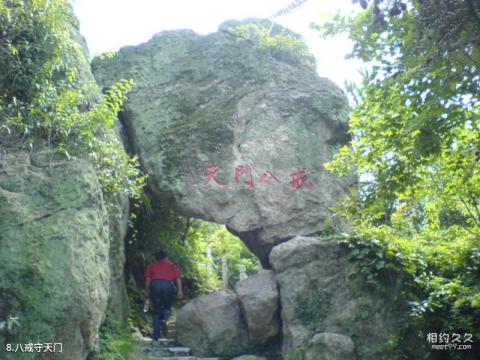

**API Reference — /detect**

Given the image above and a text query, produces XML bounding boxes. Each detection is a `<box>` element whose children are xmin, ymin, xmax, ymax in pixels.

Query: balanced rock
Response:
<box><xmin>176</xmin><ymin>291</ymin><xmax>248</xmax><ymax>357</ymax></box>
<box><xmin>92</xmin><ymin>19</ymin><xmax>354</xmax><ymax>265</ymax></box>
<box><xmin>269</xmin><ymin>236</ymin><xmax>405</xmax><ymax>359</ymax></box>
<box><xmin>235</xmin><ymin>270</ymin><xmax>280</xmax><ymax>344</ymax></box>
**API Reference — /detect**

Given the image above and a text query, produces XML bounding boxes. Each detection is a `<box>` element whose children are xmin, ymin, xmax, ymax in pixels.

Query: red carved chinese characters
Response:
<box><xmin>201</xmin><ymin>165</ymin><xmax>314</xmax><ymax>190</ymax></box>
<box><xmin>259</xmin><ymin>170</ymin><xmax>282</xmax><ymax>184</ymax></box>
<box><xmin>234</xmin><ymin>165</ymin><xmax>254</xmax><ymax>188</ymax></box>
<box><xmin>289</xmin><ymin>168</ymin><xmax>313</xmax><ymax>190</ymax></box>
<box><xmin>202</xmin><ymin>165</ymin><xmax>225</xmax><ymax>187</ymax></box>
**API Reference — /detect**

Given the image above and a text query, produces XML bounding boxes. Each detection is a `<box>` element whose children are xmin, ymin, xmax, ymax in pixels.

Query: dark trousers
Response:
<box><xmin>150</xmin><ymin>279</ymin><xmax>174</xmax><ymax>339</ymax></box>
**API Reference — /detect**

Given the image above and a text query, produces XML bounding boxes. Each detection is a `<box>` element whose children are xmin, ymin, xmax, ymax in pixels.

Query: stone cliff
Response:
<box><xmin>0</xmin><ymin>16</ymin><xmax>129</xmax><ymax>359</ymax></box>
<box><xmin>0</xmin><ymin>150</ymin><xmax>111</xmax><ymax>359</ymax></box>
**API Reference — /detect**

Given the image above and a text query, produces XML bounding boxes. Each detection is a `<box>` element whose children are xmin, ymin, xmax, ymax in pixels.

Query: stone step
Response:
<box><xmin>137</xmin><ymin>318</ymin><xmax>220</xmax><ymax>360</ymax></box>
<box><xmin>166</xmin><ymin>321</ymin><xmax>177</xmax><ymax>340</ymax></box>
<box><xmin>150</xmin><ymin>357</ymin><xmax>196</xmax><ymax>360</ymax></box>
<box><xmin>151</xmin><ymin>358</ymin><xmax>220</xmax><ymax>360</ymax></box>
<box><xmin>168</xmin><ymin>347</ymin><xmax>191</xmax><ymax>356</ymax></box>
<box><xmin>137</xmin><ymin>337</ymin><xmax>174</xmax><ymax>346</ymax></box>
<box><xmin>145</xmin><ymin>345</ymin><xmax>192</xmax><ymax>358</ymax></box>
<box><xmin>146</xmin><ymin>348</ymin><xmax>172</xmax><ymax>357</ymax></box>
<box><xmin>151</xmin><ymin>338</ymin><xmax>175</xmax><ymax>346</ymax></box>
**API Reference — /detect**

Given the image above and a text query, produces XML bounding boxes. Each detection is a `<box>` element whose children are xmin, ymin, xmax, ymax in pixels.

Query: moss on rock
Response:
<box><xmin>0</xmin><ymin>151</ymin><xmax>110</xmax><ymax>359</ymax></box>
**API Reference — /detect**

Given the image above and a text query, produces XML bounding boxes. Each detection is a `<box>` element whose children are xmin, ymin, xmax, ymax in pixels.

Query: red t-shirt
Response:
<box><xmin>144</xmin><ymin>260</ymin><xmax>182</xmax><ymax>281</ymax></box>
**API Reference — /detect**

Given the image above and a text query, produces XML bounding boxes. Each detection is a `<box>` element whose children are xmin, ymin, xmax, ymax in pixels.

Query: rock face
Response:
<box><xmin>92</xmin><ymin>19</ymin><xmax>354</xmax><ymax>265</ymax></box>
<box><xmin>305</xmin><ymin>332</ymin><xmax>355</xmax><ymax>360</ymax></box>
<box><xmin>0</xmin><ymin>150</ymin><xmax>111</xmax><ymax>359</ymax></box>
<box><xmin>235</xmin><ymin>270</ymin><xmax>280</xmax><ymax>344</ymax></box>
<box><xmin>105</xmin><ymin>123</ymin><xmax>132</xmax><ymax>327</ymax></box>
<box><xmin>269</xmin><ymin>236</ymin><xmax>405</xmax><ymax>360</ymax></box>
<box><xmin>106</xmin><ymin>192</ymin><xmax>130</xmax><ymax>326</ymax></box>
<box><xmin>176</xmin><ymin>291</ymin><xmax>249</xmax><ymax>357</ymax></box>
<box><xmin>0</xmin><ymin>14</ymin><xmax>131</xmax><ymax>359</ymax></box>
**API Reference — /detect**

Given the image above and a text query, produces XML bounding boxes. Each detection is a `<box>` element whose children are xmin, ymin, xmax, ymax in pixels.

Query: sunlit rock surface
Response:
<box><xmin>92</xmin><ymin>19</ymin><xmax>355</xmax><ymax>266</ymax></box>
<box><xmin>270</xmin><ymin>236</ymin><xmax>408</xmax><ymax>360</ymax></box>
<box><xmin>235</xmin><ymin>270</ymin><xmax>280</xmax><ymax>344</ymax></box>
<box><xmin>176</xmin><ymin>290</ymin><xmax>249</xmax><ymax>357</ymax></box>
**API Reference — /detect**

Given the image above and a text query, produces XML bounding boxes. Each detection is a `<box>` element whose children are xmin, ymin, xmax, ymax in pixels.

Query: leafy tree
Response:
<box><xmin>228</xmin><ymin>20</ymin><xmax>316</xmax><ymax>70</ymax></box>
<box><xmin>126</xmin><ymin>201</ymin><xmax>217</xmax><ymax>300</ymax></box>
<box><xmin>315</xmin><ymin>0</ymin><xmax>480</xmax><ymax>356</ymax></box>
<box><xmin>0</xmin><ymin>0</ymin><xmax>145</xmax><ymax>198</ymax></box>
<box><xmin>197</xmin><ymin>222</ymin><xmax>261</xmax><ymax>287</ymax></box>
<box><xmin>126</xmin><ymin>195</ymin><xmax>260</xmax><ymax>303</ymax></box>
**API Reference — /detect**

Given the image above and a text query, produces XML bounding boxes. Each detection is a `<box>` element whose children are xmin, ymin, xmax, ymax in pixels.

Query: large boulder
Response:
<box><xmin>235</xmin><ymin>270</ymin><xmax>280</xmax><ymax>344</ymax></box>
<box><xmin>269</xmin><ymin>236</ymin><xmax>406</xmax><ymax>360</ymax></box>
<box><xmin>0</xmin><ymin>150</ymin><xmax>111</xmax><ymax>359</ymax></box>
<box><xmin>92</xmin><ymin>19</ymin><xmax>354</xmax><ymax>265</ymax></box>
<box><xmin>176</xmin><ymin>291</ymin><xmax>249</xmax><ymax>357</ymax></box>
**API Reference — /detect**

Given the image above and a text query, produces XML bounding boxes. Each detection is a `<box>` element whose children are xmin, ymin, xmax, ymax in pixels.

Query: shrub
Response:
<box><xmin>0</xmin><ymin>0</ymin><xmax>145</xmax><ymax>198</ymax></box>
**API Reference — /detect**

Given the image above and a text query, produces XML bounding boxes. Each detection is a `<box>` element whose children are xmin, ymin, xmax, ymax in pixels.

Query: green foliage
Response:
<box><xmin>197</xmin><ymin>222</ymin><xmax>261</xmax><ymax>287</ymax></box>
<box><xmin>97</xmin><ymin>51</ymin><xmax>118</xmax><ymax>61</ymax></box>
<box><xmin>288</xmin><ymin>346</ymin><xmax>306</xmax><ymax>360</ymax></box>
<box><xmin>126</xmin><ymin>198</ymin><xmax>261</xmax><ymax>308</ymax></box>
<box><xmin>340</xmin><ymin>236</ymin><xmax>403</xmax><ymax>289</ymax></box>
<box><xmin>127</xmin><ymin>201</ymin><xmax>216</xmax><ymax>299</ymax></box>
<box><xmin>0</xmin><ymin>256</ymin><xmax>60</xmax><ymax>353</ymax></box>
<box><xmin>314</xmin><ymin>216</ymin><xmax>337</xmax><ymax>237</ymax></box>
<box><xmin>97</xmin><ymin>314</ymin><xmax>138</xmax><ymax>360</ymax></box>
<box><xmin>230</xmin><ymin>21</ymin><xmax>316</xmax><ymax>69</ymax></box>
<box><xmin>0</xmin><ymin>0</ymin><xmax>145</xmax><ymax>198</ymax></box>
<box><xmin>316</xmin><ymin>0</ymin><xmax>480</xmax><ymax>357</ymax></box>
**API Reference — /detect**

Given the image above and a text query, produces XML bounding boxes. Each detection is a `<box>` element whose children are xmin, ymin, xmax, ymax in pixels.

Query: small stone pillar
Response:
<box><xmin>222</xmin><ymin>257</ymin><xmax>229</xmax><ymax>288</ymax></box>
<box><xmin>206</xmin><ymin>246</ymin><xmax>213</xmax><ymax>269</ymax></box>
<box><xmin>238</xmin><ymin>264</ymin><xmax>247</xmax><ymax>281</ymax></box>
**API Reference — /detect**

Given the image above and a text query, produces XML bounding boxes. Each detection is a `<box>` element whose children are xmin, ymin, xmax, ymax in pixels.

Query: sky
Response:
<box><xmin>72</xmin><ymin>0</ymin><xmax>363</xmax><ymax>90</ymax></box>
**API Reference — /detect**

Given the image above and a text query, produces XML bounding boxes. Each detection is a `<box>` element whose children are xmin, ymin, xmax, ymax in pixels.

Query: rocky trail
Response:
<box><xmin>136</xmin><ymin>318</ymin><xmax>220</xmax><ymax>360</ymax></box>
<box><xmin>140</xmin><ymin>339</ymin><xmax>219</xmax><ymax>360</ymax></box>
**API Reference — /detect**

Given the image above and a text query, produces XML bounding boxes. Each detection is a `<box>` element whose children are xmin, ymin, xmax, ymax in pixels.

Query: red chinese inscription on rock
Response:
<box><xmin>289</xmin><ymin>168</ymin><xmax>313</xmax><ymax>190</ymax></box>
<box><xmin>201</xmin><ymin>165</ymin><xmax>315</xmax><ymax>190</ymax></box>
<box><xmin>202</xmin><ymin>164</ymin><xmax>225</xmax><ymax>187</ymax></box>
<box><xmin>259</xmin><ymin>170</ymin><xmax>282</xmax><ymax>184</ymax></box>
<box><xmin>234</xmin><ymin>165</ymin><xmax>254</xmax><ymax>188</ymax></box>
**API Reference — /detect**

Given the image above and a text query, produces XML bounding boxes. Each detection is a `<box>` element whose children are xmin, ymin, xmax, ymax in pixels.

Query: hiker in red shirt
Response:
<box><xmin>144</xmin><ymin>250</ymin><xmax>183</xmax><ymax>340</ymax></box>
